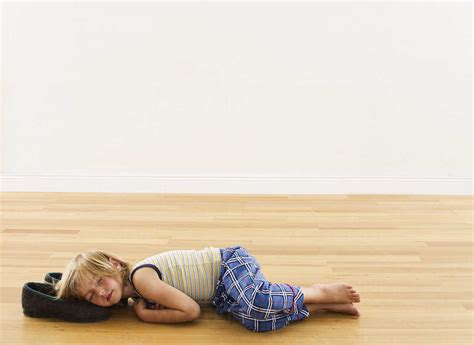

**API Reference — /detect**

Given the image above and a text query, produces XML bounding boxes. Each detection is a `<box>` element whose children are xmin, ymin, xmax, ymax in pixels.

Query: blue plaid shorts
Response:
<box><xmin>211</xmin><ymin>246</ymin><xmax>309</xmax><ymax>332</ymax></box>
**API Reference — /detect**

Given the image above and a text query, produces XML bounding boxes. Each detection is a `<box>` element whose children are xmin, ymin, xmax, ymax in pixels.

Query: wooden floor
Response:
<box><xmin>1</xmin><ymin>192</ymin><xmax>473</xmax><ymax>344</ymax></box>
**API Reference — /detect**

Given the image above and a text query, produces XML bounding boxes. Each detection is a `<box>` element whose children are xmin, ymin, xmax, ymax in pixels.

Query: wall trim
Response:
<box><xmin>0</xmin><ymin>174</ymin><xmax>471</xmax><ymax>195</ymax></box>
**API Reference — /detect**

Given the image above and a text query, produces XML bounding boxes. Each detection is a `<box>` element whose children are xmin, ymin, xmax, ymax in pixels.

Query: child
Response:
<box><xmin>54</xmin><ymin>245</ymin><xmax>361</xmax><ymax>332</ymax></box>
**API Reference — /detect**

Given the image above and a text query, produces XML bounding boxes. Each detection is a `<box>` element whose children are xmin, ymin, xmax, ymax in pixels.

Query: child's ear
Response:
<box><xmin>109</xmin><ymin>257</ymin><xmax>122</xmax><ymax>269</ymax></box>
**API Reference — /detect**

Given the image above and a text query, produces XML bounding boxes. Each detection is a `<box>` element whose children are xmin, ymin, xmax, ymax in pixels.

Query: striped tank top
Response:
<box><xmin>130</xmin><ymin>247</ymin><xmax>222</xmax><ymax>302</ymax></box>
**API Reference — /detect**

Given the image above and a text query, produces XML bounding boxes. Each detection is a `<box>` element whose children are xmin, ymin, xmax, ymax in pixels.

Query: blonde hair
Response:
<box><xmin>53</xmin><ymin>250</ymin><xmax>131</xmax><ymax>300</ymax></box>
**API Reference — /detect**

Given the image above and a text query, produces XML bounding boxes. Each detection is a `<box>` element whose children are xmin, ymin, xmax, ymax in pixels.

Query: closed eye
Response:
<box><xmin>86</xmin><ymin>277</ymin><xmax>102</xmax><ymax>301</ymax></box>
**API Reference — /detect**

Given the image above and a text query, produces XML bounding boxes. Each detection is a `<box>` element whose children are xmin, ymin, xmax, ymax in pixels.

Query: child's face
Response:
<box><xmin>75</xmin><ymin>259</ymin><xmax>124</xmax><ymax>307</ymax></box>
<box><xmin>76</xmin><ymin>274</ymin><xmax>123</xmax><ymax>307</ymax></box>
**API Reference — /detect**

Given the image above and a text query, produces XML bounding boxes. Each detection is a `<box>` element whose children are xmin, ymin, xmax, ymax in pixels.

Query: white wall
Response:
<box><xmin>1</xmin><ymin>2</ymin><xmax>472</xmax><ymax>194</ymax></box>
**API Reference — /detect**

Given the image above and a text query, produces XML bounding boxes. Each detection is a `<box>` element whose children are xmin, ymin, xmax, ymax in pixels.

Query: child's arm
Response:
<box><xmin>133</xmin><ymin>298</ymin><xmax>199</xmax><ymax>323</ymax></box>
<box><xmin>131</xmin><ymin>267</ymin><xmax>201</xmax><ymax>323</ymax></box>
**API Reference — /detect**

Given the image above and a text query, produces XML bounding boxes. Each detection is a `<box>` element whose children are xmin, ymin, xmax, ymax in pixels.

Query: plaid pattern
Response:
<box><xmin>212</xmin><ymin>246</ymin><xmax>309</xmax><ymax>332</ymax></box>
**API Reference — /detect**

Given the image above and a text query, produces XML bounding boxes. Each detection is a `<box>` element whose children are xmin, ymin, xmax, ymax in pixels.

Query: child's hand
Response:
<box><xmin>133</xmin><ymin>298</ymin><xmax>166</xmax><ymax>322</ymax></box>
<box><xmin>132</xmin><ymin>298</ymin><xmax>156</xmax><ymax>315</ymax></box>
<box><xmin>132</xmin><ymin>298</ymin><xmax>147</xmax><ymax>318</ymax></box>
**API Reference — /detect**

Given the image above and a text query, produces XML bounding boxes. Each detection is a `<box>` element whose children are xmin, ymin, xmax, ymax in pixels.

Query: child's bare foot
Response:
<box><xmin>320</xmin><ymin>303</ymin><xmax>360</xmax><ymax>317</ymax></box>
<box><xmin>312</xmin><ymin>283</ymin><xmax>361</xmax><ymax>304</ymax></box>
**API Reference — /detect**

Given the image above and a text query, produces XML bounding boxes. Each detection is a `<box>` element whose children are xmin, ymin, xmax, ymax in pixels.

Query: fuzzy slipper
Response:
<box><xmin>22</xmin><ymin>282</ymin><xmax>112</xmax><ymax>323</ymax></box>
<box><xmin>44</xmin><ymin>272</ymin><xmax>129</xmax><ymax>306</ymax></box>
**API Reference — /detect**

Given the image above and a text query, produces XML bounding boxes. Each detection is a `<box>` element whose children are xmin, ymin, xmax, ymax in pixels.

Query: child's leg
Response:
<box><xmin>305</xmin><ymin>303</ymin><xmax>360</xmax><ymax>316</ymax></box>
<box><xmin>228</xmin><ymin>282</ymin><xmax>309</xmax><ymax>332</ymax></box>
<box><xmin>213</xmin><ymin>246</ymin><xmax>310</xmax><ymax>332</ymax></box>
<box><xmin>301</xmin><ymin>283</ymin><xmax>361</xmax><ymax>304</ymax></box>
<box><xmin>213</xmin><ymin>247</ymin><xmax>362</xmax><ymax>332</ymax></box>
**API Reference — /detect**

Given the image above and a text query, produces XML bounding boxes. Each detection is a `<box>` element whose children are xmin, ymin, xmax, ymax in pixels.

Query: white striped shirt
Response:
<box><xmin>130</xmin><ymin>247</ymin><xmax>222</xmax><ymax>302</ymax></box>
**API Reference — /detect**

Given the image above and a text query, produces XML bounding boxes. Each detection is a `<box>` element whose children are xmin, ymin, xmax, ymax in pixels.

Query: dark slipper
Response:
<box><xmin>44</xmin><ymin>272</ymin><xmax>129</xmax><ymax>306</ymax></box>
<box><xmin>44</xmin><ymin>272</ymin><xmax>62</xmax><ymax>284</ymax></box>
<box><xmin>22</xmin><ymin>282</ymin><xmax>112</xmax><ymax>323</ymax></box>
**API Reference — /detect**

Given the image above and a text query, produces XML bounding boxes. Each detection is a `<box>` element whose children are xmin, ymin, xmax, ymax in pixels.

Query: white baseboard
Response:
<box><xmin>0</xmin><ymin>174</ymin><xmax>472</xmax><ymax>195</ymax></box>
